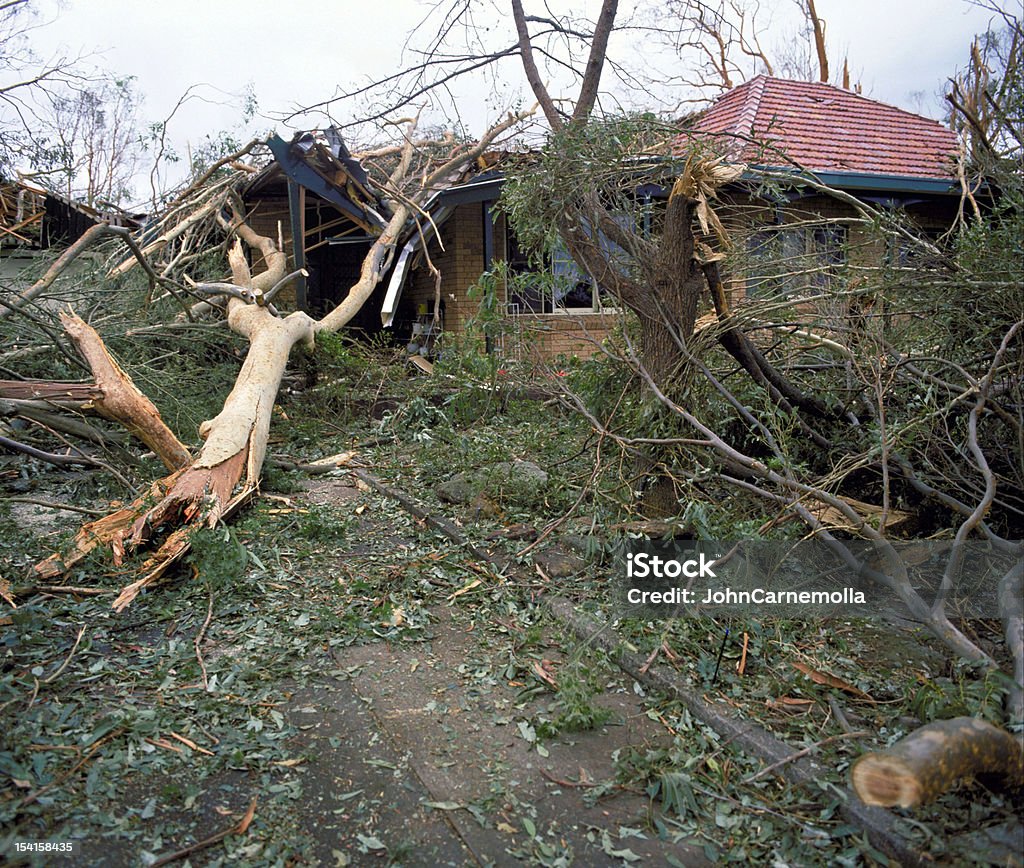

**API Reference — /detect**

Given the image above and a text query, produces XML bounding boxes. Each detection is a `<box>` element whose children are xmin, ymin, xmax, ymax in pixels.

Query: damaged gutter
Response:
<box><xmin>380</xmin><ymin>172</ymin><xmax>505</xmax><ymax>327</ymax></box>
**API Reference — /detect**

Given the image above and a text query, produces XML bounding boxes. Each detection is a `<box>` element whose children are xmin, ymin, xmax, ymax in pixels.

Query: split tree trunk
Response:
<box><xmin>22</xmin><ymin>108</ymin><xmax>571</xmax><ymax>608</ymax></box>
<box><xmin>59</xmin><ymin>312</ymin><xmax>193</xmax><ymax>471</ymax></box>
<box><xmin>635</xmin><ymin>192</ymin><xmax>704</xmax><ymax>517</ymax></box>
<box><xmin>33</xmin><ymin>186</ymin><xmax>417</xmax><ymax>609</ymax></box>
<box><xmin>35</xmin><ymin>236</ymin><xmax>316</xmax><ymax>610</ymax></box>
<box><xmin>851</xmin><ymin>717</ymin><xmax>1024</xmax><ymax>808</ymax></box>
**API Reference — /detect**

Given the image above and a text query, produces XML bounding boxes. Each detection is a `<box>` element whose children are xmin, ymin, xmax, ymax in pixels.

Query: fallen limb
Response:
<box><xmin>0</xmin><ymin>223</ymin><xmax>162</xmax><ymax>320</ymax></box>
<box><xmin>150</xmin><ymin>795</ymin><xmax>257</xmax><ymax>868</ymax></box>
<box><xmin>851</xmin><ymin>717</ymin><xmax>1024</xmax><ymax>808</ymax></box>
<box><xmin>60</xmin><ymin>312</ymin><xmax>192</xmax><ymax>471</ymax></box>
<box><xmin>0</xmin><ymin>434</ymin><xmax>103</xmax><ymax>468</ymax></box>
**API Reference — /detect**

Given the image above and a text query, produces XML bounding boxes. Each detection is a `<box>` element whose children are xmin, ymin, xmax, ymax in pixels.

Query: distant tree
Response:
<box><xmin>664</xmin><ymin>0</ymin><xmax>857</xmax><ymax>98</ymax></box>
<box><xmin>41</xmin><ymin>76</ymin><xmax>142</xmax><ymax>207</ymax></box>
<box><xmin>0</xmin><ymin>0</ymin><xmax>91</xmax><ymax>180</ymax></box>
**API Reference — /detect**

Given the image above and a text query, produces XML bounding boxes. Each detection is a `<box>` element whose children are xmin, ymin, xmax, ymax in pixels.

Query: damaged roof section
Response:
<box><xmin>381</xmin><ymin>169</ymin><xmax>506</xmax><ymax>327</ymax></box>
<box><xmin>243</xmin><ymin>126</ymin><xmax>509</xmax><ymax>324</ymax></box>
<box><xmin>254</xmin><ymin>129</ymin><xmax>387</xmax><ymax>235</ymax></box>
<box><xmin>1</xmin><ymin>180</ymin><xmax>142</xmax><ymax>251</ymax></box>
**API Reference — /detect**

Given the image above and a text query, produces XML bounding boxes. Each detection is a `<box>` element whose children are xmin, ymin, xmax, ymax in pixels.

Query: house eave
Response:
<box><xmin>747</xmin><ymin>166</ymin><xmax>960</xmax><ymax>196</ymax></box>
<box><xmin>436</xmin><ymin>173</ymin><xmax>505</xmax><ymax>206</ymax></box>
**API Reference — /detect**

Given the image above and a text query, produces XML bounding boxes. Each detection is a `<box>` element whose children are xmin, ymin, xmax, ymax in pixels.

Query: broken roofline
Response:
<box><xmin>264</xmin><ymin>133</ymin><xmax>387</xmax><ymax>234</ymax></box>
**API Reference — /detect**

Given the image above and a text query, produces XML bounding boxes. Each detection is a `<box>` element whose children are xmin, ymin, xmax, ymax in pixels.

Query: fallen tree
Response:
<box><xmin>19</xmin><ymin>110</ymin><xmax>531</xmax><ymax>609</ymax></box>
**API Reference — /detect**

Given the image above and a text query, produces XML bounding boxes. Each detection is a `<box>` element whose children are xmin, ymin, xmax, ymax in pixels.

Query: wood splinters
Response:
<box><xmin>851</xmin><ymin>716</ymin><xmax>1024</xmax><ymax>808</ymax></box>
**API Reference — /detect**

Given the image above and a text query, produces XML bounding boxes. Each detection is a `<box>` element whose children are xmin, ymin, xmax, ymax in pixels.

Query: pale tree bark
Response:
<box><xmin>35</xmin><ymin>109</ymin><xmax>532</xmax><ymax>609</ymax></box>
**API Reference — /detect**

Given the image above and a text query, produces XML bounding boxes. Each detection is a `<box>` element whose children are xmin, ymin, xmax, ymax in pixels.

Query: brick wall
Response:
<box><xmin>502</xmin><ymin>312</ymin><xmax>619</xmax><ymax>363</ymax></box>
<box><xmin>405</xmin><ymin>203</ymin><xmax>487</xmax><ymax>332</ymax></box>
<box><xmin>245</xmin><ymin>195</ymin><xmax>297</xmax><ymax>309</ymax></box>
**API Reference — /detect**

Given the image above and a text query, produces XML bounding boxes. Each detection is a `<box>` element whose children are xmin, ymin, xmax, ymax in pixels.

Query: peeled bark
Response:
<box><xmin>59</xmin><ymin>312</ymin><xmax>192</xmax><ymax>471</ymax></box>
<box><xmin>851</xmin><ymin>717</ymin><xmax>1024</xmax><ymax>808</ymax></box>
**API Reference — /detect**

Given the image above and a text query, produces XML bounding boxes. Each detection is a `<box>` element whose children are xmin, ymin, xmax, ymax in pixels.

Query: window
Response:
<box><xmin>745</xmin><ymin>223</ymin><xmax>847</xmax><ymax>297</ymax></box>
<box><xmin>504</xmin><ymin>217</ymin><xmax>628</xmax><ymax>315</ymax></box>
<box><xmin>886</xmin><ymin>228</ymin><xmax>945</xmax><ymax>269</ymax></box>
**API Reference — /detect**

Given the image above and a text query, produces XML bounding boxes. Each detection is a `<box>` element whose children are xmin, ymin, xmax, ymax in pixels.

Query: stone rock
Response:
<box><xmin>435</xmin><ymin>459</ymin><xmax>549</xmax><ymax>505</ymax></box>
<box><xmin>534</xmin><ymin>548</ymin><xmax>585</xmax><ymax>579</ymax></box>
<box><xmin>436</xmin><ymin>473</ymin><xmax>478</xmax><ymax>504</ymax></box>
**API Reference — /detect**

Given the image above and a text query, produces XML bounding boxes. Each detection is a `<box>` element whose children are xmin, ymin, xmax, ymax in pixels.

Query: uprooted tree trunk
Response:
<box><xmin>33</xmin><ymin>112</ymin><xmax>529</xmax><ymax>610</ymax></box>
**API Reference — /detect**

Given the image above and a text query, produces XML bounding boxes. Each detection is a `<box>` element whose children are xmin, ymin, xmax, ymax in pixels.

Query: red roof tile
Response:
<box><xmin>687</xmin><ymin>76</ymin><xmax>958</xmax><ymax>180</ymax></box>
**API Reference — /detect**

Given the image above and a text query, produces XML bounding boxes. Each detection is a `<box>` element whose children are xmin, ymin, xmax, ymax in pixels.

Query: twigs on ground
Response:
<box><xmin>149</xmin><ymin>796</ymin><xmax>257</xmax><ymax>867</ymax></box>
<box><xmin>17</xmin><ymin>727</ymin><xmax>126</xmax><ymax>809</ymax></box>
<box><xmin>743</xmin><ymin>731</ymin><xmax>870</xmax><ymax>784</ymax></box>
<box><xmin>194</xmin><ymin>583</ymin><xmax>214</xmax><ymax>690</ymax></box>
<box><xmin>2</xmin><ymin>496</ymin><xmax>105</xmax><ymax>516</ymax></box>
<box><xmin>43</xmin><ymin>626</ymin><xmax>87</xmax><ymax>684</ymax></box>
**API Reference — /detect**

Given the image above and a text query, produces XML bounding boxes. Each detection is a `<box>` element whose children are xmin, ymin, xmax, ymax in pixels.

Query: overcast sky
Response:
<box><xmin>28</xmin><ymin>0</ymin><xmax>1002</xmax><ymax>197</ymax></box>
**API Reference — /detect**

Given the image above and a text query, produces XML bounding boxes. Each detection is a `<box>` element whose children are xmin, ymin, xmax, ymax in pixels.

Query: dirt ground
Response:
<box><xmin>2</xmin><ymin>464</ymin><xmax>1021</xmax><ymax>866</ymax></box>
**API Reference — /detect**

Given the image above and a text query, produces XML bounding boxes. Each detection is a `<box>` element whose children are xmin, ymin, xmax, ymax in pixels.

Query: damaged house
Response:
<box><xmin>241</xmin><ymin>129</ymin><xmax>389</xmax><ymax>335</ymax></box>
<box><xmin>0</xmin><ymin>180</ymin><xmax>142</xmax><ymax>278</ymax></box>
<box><xmin>247</xmin><ymin>78</ymin><xmax>962</xmax><ymax>362</ymax></box>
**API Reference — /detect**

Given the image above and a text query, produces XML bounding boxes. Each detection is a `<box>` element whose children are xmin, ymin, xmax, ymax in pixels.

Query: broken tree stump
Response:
<box><xmin>851</xmin><ymin>716</ymin><xmax>1024</xmax><ymax>808</ymax></box>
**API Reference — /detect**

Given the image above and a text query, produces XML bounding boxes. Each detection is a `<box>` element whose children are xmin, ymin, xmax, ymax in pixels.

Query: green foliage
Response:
<box><xmin>186</xmin><ymin>526</ymin><xmax>248</xmax><ymax>587</ymax></box>
<box><xmin>377</xmin><ymin>395</ymin><xmax>450</xmax><ymax>441</ymax></box>
<box><xmin>500</xmin><ymin>113</ymin><xmax>682</xmax><ymax>258</ymax></box>
<box><xmin>535</xmin><ymin>660</ymin><xmax>612</xmax><ymax>738</ymax></box>
<box><xmin>293</xmin><ymin>503</ymin><xmax>353</xmax><ymax>543</ymax></box>
<box><xmin>909</xmin><ymin>664</ymin><xmax>1012</xmax><ymax>726</ymax></box>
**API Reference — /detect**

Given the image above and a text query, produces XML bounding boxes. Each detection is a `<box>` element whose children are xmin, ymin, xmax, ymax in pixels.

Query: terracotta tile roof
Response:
<box><xmin>687</xmin><ymin>75</ymin><xmax>958</xmax><ymax>181</ymax></box>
